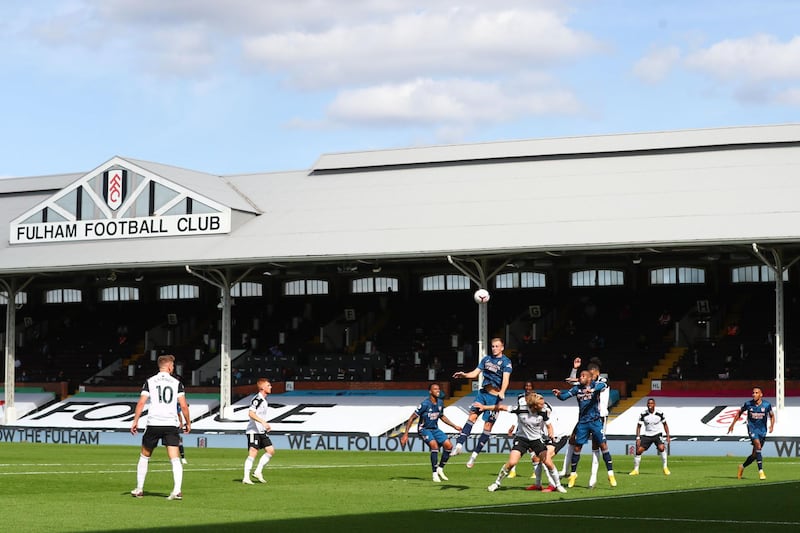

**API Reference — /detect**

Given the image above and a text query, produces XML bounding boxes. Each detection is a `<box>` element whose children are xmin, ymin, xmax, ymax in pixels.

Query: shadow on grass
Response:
<box><xmin>101</xmin><ymin>483</ymin><xmax>800</xmax><ymax>533</ymax></box>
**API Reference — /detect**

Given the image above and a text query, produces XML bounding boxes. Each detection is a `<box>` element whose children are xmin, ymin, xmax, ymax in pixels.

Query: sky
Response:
<box><xmin>1</xmin><ymin>0</ymin><xmax>800</xmax><ymax>178</ymax></box>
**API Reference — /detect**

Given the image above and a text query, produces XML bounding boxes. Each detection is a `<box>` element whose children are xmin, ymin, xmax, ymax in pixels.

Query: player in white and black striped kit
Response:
<box><xmin>479</xmin><ymin>392</ymin><xmax>567</xmax><ymax>493</ymax></box>
<box><xmin>130</xmin><ymin>354</ymin><xmax>190</xmax><ymax>500</ymax></box>
<box><xmin>243</xmin><ymin>378</ymin><xmax>275</xmax><ymax>484</ymax></box>
<box><xmin>507</xmin><ymin>381</ymin><xmax>569</xmax><ymax>490</ymax></box>
<box><xmin>528</xmin><ymin>396</ymin><xmax>570</xmax><ymax>491</ymax></box>
<box><xmin>630</xmin><ymin>398</ymin><xmax>671</xmax><ymax>476</ymax></box>
<box><xmin>507</xmin><ymin>380</ymin><xmax>537</xmax><ymax>479</ymax></box>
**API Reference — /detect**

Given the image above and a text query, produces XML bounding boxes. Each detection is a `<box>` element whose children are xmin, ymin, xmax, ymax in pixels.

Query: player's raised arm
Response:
<box><xmin>566</xmin><ymin>356</ymin><xmax>581</xmax><ymax>384</ymax></box>
<box><xmin>472</xmin><ymin>402</ymin><xmax>501</xmax><ymax>412</ymax></box>
<box><xmin>453</xmin><ymin>367</ymin><xmax>480</xmax><ymax>380</ymax></box>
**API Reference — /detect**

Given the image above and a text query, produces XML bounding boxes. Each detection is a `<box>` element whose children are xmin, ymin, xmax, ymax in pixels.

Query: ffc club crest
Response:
<box><xmin>701</xmin><ymin>405</ymin><xmax>742</xmax><ymax>428</ymax></box>
<box><xmin>103</xmin><ymin>169</ymin><xmax>127</xmax><ymax>211</ymax></box>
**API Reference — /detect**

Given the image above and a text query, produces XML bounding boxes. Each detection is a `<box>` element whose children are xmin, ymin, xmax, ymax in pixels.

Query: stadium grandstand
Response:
<box><xmin>2</xmin><ymin>123</ymin><xmax>800</xmax><ymax>447</ymax></box>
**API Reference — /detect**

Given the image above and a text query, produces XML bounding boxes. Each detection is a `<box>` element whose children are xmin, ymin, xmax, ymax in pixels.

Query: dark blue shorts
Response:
<box><xmin>574</xmin><ymin>419</ymin><xmax>606</xmax><ymax>447</ymax></box>
<box><xmin>420</xmin><ymin>428</ymin><xmax>448</xmax><ymax>447</ymax></box>
<box><xmin>468</xmin><ymin>390</ymin><xmax>500</xmax><ymax>423</ymax></box>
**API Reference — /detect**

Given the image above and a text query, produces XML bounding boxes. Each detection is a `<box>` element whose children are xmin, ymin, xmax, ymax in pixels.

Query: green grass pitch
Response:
<box><xmin>2</xmin><ymin>442</ymin><xmax>798</xmax><ymax>532</ymax></box>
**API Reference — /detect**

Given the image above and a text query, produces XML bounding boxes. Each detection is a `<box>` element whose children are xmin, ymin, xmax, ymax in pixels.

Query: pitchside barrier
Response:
<box><xmin>2</xmin><ymin>387</ymin><xmax>799</xmax><ymax>457</ymax></box>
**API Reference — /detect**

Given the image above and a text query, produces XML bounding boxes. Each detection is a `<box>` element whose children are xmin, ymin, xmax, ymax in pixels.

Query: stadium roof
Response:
<box><xmin>2</xmin><ymin>123</ymin><xmax>800</xmax><ymax>276</ymax></box>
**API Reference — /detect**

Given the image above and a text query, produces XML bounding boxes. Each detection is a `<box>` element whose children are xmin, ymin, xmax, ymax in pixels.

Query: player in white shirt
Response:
<box><xmin>528</xmin><ymin>398</ymin><xmax>570</xmax><ymax>491</ymax></box>
<box><xmin>507</xmin><ymin>381</ymin><xmax>569</xmax><ymax>489</ymax></box>
<box><xmin>243</xmin><ymin>378</ymin><xmax>275</xmax><ymax>484</ymax></box>
<box><xmin>630</xmin><ymin>398</ymin><xmax>672</xmax><ymax>475</ymax></box>
<box><xmin>478</xmin><ymin>392</ymin><xmax>566</xmax><ymax>493</ymax></box>
<box><xmin>507</xmin><ymin>380</ymin><xmax>536</xmax><ymax>479</ymax></box>
<box><xmin>130</xmin><ymin>354</ymin><xmax>190</xmax><ymax>500</ymax></box>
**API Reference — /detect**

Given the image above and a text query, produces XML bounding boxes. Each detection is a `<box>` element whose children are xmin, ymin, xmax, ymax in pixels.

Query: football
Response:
<box><xmin>473</xmin><ymin>288</ymin><xmax>490</xmax><ymax>304</ymax></box>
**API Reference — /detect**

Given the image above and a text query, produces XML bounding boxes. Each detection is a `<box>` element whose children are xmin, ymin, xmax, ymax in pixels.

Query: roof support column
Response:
<box><xmin>185</xmin><ymin>266</ymin><xmax>252</xmax><ymax>420</ymax></box>
<box><xmin>1</xmin><ymin>276</ymin><xmax>34</xmax><ymax>425</ymax></box>
<box><xmin>446</xmin><ymin>256</ymin><xmax>509</xmax><ymax>365</ymax></box>
<box><xmin>751</xmin><ymin>243</ymin><xmax>800</xmax><ymax>414</ymax></box>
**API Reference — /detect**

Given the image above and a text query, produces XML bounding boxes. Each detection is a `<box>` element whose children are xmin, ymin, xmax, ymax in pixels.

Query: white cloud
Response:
<box><xmin>326</xmin><ymin>77</ymin><xmax>581</xmax><ymax>128</ymax></box>
<box><xmin>633</xmin><ymin>45</ymin><xmax>681</xmax><ymax>84</ymax></box>
<box><xmin>86</xmin><ymin>0</ymin><xmax>420</xmax><ymax>35</ymax></box>
<box><xmin>682</xmin><ymin>33</ymin><xmax>800</xmax><ymax>106</ymax></box>
<box><xmin>5</xmin><ymin>1</ymin><xmax>599</xmax><ymax>140</ymax></box>
<box><xmin>685</xmin><ymin>34</ymin><xmax>800</xmax><ymax>82</ymax></box>
<box><xmin>15</xmin><ymin>3</ymin><xmax>600</xmax><ymax>93</ymax></box>
<box><xmin>242</xmin><ymin>6</ymin><xmax>600</xmax><ymax>89</ymax></box>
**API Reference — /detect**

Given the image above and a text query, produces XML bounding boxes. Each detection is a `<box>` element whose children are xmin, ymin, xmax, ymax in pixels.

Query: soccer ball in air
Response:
<box><xmin>474</xmin><ymin>288</ymin><xmax>490</xmax><ymax>304</ymax></box>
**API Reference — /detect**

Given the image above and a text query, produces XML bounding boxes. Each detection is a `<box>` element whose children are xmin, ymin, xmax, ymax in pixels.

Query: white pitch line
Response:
<box><xmin>0</xmin><ymin>461</ymin><xmax>432</xmax><ymax>475</ymax></box>
<box><xmin>442</xmin><ymin>510</ymin><xmax>799</xmax><ymax>527</ymax></box>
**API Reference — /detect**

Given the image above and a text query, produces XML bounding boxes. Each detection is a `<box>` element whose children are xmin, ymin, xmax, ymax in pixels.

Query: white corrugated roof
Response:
<box><xmin>122</xmin><ymin>157</ymin><xmax>260</xmax><ymax>214</ymax></box>
<box><xmin>0</xmin><ymin>173</ymin><xmax>84</xmax><ymax>194</ymax></box>
<box><xmin>312</xmin><ymin>123</ymin><xmax>800</xmax><ymax>171</ymax></box>
<box><xmin>1</xmin><ymin>124</ymin><xmax>800</xmax><ymax>274</ymax></box>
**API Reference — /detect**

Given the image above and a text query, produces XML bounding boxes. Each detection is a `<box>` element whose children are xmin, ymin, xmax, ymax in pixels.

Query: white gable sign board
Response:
<box><xmin>9</xmin><ymin>158</ymin><xmax>231</xmax><ymax>244</ymax></box>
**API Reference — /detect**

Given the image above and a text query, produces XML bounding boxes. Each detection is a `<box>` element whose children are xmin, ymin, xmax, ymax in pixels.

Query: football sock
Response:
<box><xmin>742</xmin><ymin>455</ymin><xmax>754</xmax><ymax>468</ymax></box>
<box><xmin>171</xmin><ymin>457</ymin><xmax>183</xmax><ymax>493</ymax></box>
<box><xmin>256</xmin><ymin>452</ymin><xmax>272</xmax><ymax>473</ymax></box>
<box><xmin>756</xmin><ymin>452</ymin><xmax>763</xmax><ymax>470</ymax></box>
<box><xmin>430</xmin><ymin>451</ymin><xmax>439</xmax><ymax>471</ymax></box>
<box><xmin>136</xmin><ymin>454</ymin><xmax>150</xmax><ymax>490</ymax></box>
<box><xmin>660</xmin><ymin>450</ymin><xmax>668</xmax><ymax>468</ymax></box>
<box><xmin>439</xmin><ymin>449</ymin><xmax>451</xmax><ymax>467</ymax></box>
<box><xmin>495</xmin><ymin>465</ymin><xmax>509</xmax><ymax>485</ymax></box>
<box><xmin>633</xmin><ymin>454</ymin><xmax>642</xmax><ymax>470</ymax></box>
<box><xmin>547</xmin><ymin>466</ymin><xmax>559</xmax><ymax>487</ymax></box>
<box><xmin>602</xmin><ymin>450</ymin><xmax>614</xmax><ymax>472</ymax></box>
<box><xmin>534</xmin><ymin>462</ymin><xmax>542</xmax><ymax>485</ymax></box>
<box><xmin>563</xmin><ymin>446</ymin><xmax>574</xmax><ymax>472</ymax></box>
<box><xmin>571</xmin><ymin>451</ymin><xmax>581</xmax><ymax>472</ymax></box>
<box><xmin>591</xmin><ymin>449</ymin><xmax>600</xmax><ymax>479</ymax></box>
<box><xmin>474</xmin><ymin>431</ymin><xmax>491</xmax><ymax>454</ymax></box>
<box><xmin>456</xmin><ymin>421</ymin><xmax>474</xmax><ymax>446</ymax></box>
<box><xmin>244</xmin><ymin>456</ymin><xmax>254</xmax><ymax>478</ymax></box>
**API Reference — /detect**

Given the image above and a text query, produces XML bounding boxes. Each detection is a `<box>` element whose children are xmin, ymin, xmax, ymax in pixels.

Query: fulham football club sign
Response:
<box><xmin>9</xmin><ymin>157</ymin><xmax>232</xmax><ymax>244</ymax></box>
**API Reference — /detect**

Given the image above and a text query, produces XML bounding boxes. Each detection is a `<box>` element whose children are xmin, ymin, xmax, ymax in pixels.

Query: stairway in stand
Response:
<box><xmin>609</xmin><ymin>346</ymin><xmax>687</xmax><ymax>418</ymax></box>
<box><xmin>446</xmin><ymin>381</ymin><xmax>475</xmax><ymax>406</ymax></box>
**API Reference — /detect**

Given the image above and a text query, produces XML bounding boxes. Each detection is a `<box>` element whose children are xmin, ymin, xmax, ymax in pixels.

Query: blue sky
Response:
<box><xmin>2</xmin><ymin>0</ymin><xmax>799</xmax><ymax>178</ymax></box>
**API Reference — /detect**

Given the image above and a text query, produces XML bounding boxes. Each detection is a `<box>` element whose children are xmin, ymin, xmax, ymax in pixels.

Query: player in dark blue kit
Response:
<box><xmin>727</xmin><ymin>386</ymin><xmax>775</xmax><ymax>480</ymax></box>
<box><xmin>401</xmin><ymin>383</ymin><xmax>462</xmax><ymax>483</ymax></box>
<box><xmin>451</xmin><ymin>337</ymin><xmax>513</xmax><ymax>468</ymax></box>
<box><xmin>552</xmin><ymin>370</ymin><xmax>617</xmax><ymax>488</ymax></box>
